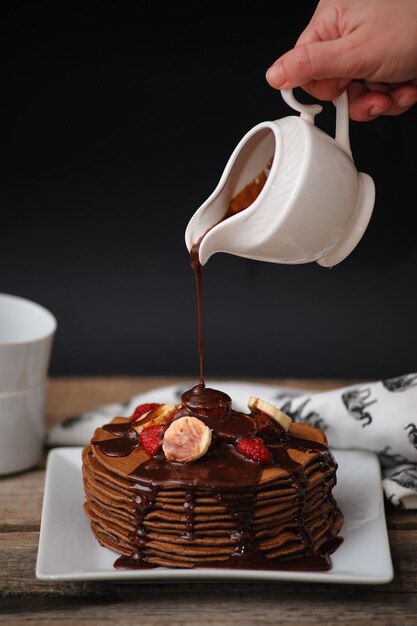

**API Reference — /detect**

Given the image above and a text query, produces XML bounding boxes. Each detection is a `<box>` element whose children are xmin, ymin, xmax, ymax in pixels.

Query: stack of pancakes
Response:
<box><xmin>82</xmin><ymin>419</ymin><xmax>343</xmax><ymax>568</ymax></box>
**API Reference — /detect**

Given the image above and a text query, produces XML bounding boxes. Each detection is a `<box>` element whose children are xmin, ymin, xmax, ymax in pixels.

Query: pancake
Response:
<box><xmin>82</xmin><ymin>384</ymin><xmax>343</xmax><ymax>570</ymax></box>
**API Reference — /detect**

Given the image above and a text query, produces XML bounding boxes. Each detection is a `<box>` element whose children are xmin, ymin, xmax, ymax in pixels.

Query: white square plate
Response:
<box><xmin>36</xmin><ymin>447</ymin><xmax>393</xmax><ymax>583</ymax></box>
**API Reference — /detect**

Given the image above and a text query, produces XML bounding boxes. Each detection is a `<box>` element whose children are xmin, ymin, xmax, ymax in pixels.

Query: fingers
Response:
<box><xmin>347</xmin><ymin>81</ymin><xmax>417</xmax><ymax>121</ymax></box>
<box><xmin>297</xmin><ymin>78</ymin><xmax>351</xmax><ymax>101</ymax></box>
<box><xmin>384</xmin><ymin>84</ymin><xmax>417</xmax><ymax>115</ymax></box>
<box><xmin>266</xmin><ymin>34</ymin><xmax>417</xmax><ymax>120</ymax></box>
<box><xmin>347</xmin><ymin>82</ymin><xmax>392</xmax><ymax>121</ymax></box>
<box><xmin>266</xmin><ymin>36</ymin><xmax>360</xmax><ymax>91</ymax></box>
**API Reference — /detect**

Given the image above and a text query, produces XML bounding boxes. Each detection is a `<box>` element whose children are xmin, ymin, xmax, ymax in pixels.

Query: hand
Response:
<box><xmin>266</xmin><ymin>0</ymin><xmax>417</xmax><ymax>121</ymax></box>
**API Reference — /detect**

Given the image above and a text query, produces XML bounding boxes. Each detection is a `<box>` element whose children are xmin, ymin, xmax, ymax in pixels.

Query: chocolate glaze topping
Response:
<box><xmin>92</xmin><ymin>382</ymin><xmax>342</xmax><ymax>571</ymax></box>
<box><xmin>182</xmin><ymin>384</ymin><xmax>232</xmax><ymax>417</ymax></box>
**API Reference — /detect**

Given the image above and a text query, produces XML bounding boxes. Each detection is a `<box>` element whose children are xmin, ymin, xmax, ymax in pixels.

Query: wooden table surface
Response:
<box><xmin>1</xmin><ymin>377</ymin><xmax>417</xmax><ymax>625</ymax></box>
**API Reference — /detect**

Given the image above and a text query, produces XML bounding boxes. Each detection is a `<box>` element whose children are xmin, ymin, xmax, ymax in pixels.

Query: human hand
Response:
<box><xmin>266</xmin><ymin>0</ymin><xmax>417</xmax><ymax>121</ymax></box>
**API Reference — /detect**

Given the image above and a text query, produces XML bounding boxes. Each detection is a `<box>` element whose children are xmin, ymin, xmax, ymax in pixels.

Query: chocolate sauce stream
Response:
<box><xmin>190</xmin><ymin>243</ymin><xmax>204</xmax><ymax>385</ymax></box>
<box><xmin>189</xmin><ymin>161</ymin><xmax>272</xmax><ymax>387</ymax></box>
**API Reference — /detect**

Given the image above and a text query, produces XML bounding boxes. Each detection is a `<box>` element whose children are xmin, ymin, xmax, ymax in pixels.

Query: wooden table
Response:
<box><xmin>1</xmin><ymin>377</ymin><xmax>417</xmax><ymax>625</ymax></box>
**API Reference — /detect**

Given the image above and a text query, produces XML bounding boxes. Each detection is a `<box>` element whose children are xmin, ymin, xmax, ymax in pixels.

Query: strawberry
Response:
<box><xmin>236</xmin><ymin>437</ymin><xmax>272</xmax><ymax>465</ymax></box>
<box><xmin>139</xmin><ymin>425</ymin><xmax>164</xmax><ymax>456</ymax></box>
<box><xmin>255</xmin><ymin>412</ymin><xmax>284</xmax><ymax>440</ymax></box>
<box><xmin>130</xmin><ymin>403</ymin><xmax>161</xmax><ymax>421</ymax></box>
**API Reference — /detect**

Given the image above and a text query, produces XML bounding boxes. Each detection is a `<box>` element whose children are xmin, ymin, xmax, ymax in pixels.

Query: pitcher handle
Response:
<box><xmin>333</xmin><ymin>91</ymin><xmax>352</xmax><ymax>158</ymax></box>
<box><xmin>281</xmin><ymin>89</ymin><xmax>352</xmax><ymax>158</ymax></box>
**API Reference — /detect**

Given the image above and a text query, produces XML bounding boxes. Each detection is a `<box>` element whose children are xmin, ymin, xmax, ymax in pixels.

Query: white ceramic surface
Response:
<box><xmin>0</xmin><ymin>384</ymin><xmax>46</xmax><ymax>475</ymax></box>
<box><xmin>36</xmin><ymin>447</ymin><xmax>393</xmax><ymax>583</ymax></box>
<box><xmin>0</xmin><ymin>293</ymin><xmax>57</xmax><ymax>393</ymax></box>
<box><xmin>185</xmin><ymin>90</ymin><xmax>375</xmax><ymax>268</ymax></box>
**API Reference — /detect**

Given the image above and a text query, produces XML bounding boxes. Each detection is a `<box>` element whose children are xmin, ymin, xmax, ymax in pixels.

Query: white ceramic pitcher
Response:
<box><xmin>185</xmin><ymin>89</ymin><xmax>375</xmax><ymax>267</ymax></box>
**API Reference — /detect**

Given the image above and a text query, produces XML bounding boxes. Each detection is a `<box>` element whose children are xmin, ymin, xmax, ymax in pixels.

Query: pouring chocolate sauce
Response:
<box><xmin>92</xmin><ymin>163</ymin><xmax>343</xmax><ymax>572</ymax></box>
<box><xmin>190</xmin><ymin>162</ymin><xmax>272</xmax><ymax>385</ymax></box>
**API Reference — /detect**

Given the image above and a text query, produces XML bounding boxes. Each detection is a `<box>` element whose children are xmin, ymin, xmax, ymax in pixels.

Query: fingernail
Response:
<box><xmin>397</xmin><ymin>93</ymin><xmax>417</xmax><ymax>108</ymax></box>
<box><xmin>266</xmin><ymin>63</ymin><xmax>286</xmax><ymax>88</ymax></box>
<box><xmin>368</xmin><ymin>105</ymin><xmax>385</xmax><ymax>116</ymax></box>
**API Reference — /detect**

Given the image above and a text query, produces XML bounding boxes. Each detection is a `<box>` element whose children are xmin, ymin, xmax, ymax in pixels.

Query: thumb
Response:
<box><xmin>266</xmin><ymin>37</ymin><xmax>360</xmax><ymax>89</ymax></box>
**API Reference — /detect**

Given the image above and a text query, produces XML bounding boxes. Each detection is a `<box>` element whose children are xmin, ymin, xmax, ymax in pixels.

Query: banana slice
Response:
<box><xmin>132</xmin><ymin>403</ymin><xmax>178</xmax><ymax>433</ymax></box>
<box><xmin>248</xmin><ymin>396</ymin><xmax>292</xmax><ymax>432</ymax></box>
<box><xmin>162</xmin><ymin>415</ymin><xmax>212</xmax><ymax>463</ymax></box>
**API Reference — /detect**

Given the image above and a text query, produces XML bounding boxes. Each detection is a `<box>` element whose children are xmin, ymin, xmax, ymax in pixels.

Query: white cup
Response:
<box><xmin>0</xmin><ymin>385</ymin><xmax>46</xmax><ymax>475</ymax></box>
<box><xmin>0</xmin><ymin>293</ymin><xmax>57</xmax><ymax>393</ymax></box>
<box><xmin>0</xmin><ymin>293</ymin><xmax>56</xmax><ymax>474</ymax></box>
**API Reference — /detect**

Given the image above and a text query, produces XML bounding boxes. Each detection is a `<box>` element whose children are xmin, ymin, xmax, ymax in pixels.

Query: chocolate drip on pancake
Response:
<box><xmin>182</xmin><ymin>487</ymin><xmax>197</xmax><ymax>539</ymax></box>
<box><xmin>95</xmin><ymin>422</ymin><xmax>139</xmax><ymax>457</ymax></box>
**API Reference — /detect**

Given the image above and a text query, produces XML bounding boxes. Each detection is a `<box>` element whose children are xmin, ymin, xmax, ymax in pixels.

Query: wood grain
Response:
<box><xmin>0</xmin><ymin>377</ymin><xmax>416</xmax><ymax>625</ymax></box>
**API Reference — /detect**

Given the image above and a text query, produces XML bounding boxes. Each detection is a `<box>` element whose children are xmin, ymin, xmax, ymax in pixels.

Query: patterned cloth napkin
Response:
<box><xmin>47</xmin><ymin>373</ymin><xmax>417</xmax><ymax>509</ymax></box>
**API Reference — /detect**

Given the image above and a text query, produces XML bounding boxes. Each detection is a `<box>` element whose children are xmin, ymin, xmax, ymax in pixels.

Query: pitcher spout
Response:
<box><xmin>185</xmin><ymin>122</ymin><xmax>279</xmax><ymax>265</ymax></box>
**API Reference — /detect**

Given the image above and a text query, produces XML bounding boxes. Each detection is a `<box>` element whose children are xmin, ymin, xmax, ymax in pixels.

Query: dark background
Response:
<box><xmin>2</xmin><ymin>1</ymin><xmax>417</xmax><ymax>380</ymax></box>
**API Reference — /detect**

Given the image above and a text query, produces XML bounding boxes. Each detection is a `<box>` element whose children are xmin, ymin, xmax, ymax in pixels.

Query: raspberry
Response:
<box><xmin>130</xmin><ymin>403</ymin><xmax>161</xmax><ymax>421</ymax></box>
<box><xmin>236</xmin><ymin>437</ymin><xmax>272</xmax><ymax>465</ymax></box>
<box><xmin>139</xmin><ymin>425</ymin><xmax>164</xmax><ymax>456</ymax></box>
<box><xmin>255</xmin><ymin>412</ymin><xmax>284</xmax><ymax>440</ymax></box>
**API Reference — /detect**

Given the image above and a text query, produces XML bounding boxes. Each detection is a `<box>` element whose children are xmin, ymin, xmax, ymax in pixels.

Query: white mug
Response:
<box><xmin>0</xmin><ymin>293</ymin><xmax>57</xmax><ymax>393</ymax></box>
<box><xmin>185</xmin><ymin>90</ymin><xmax>375</xmax><ymax>268</ymax></box>
<box><xmin>0</xmin><ymin>293</ymin><xmax>56</xmax><ymax>474</ymax></box>
<box><xmin>0</xmin><ymin>385</ymin><xmax>46</xmax><ymax>475</ymax></box>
